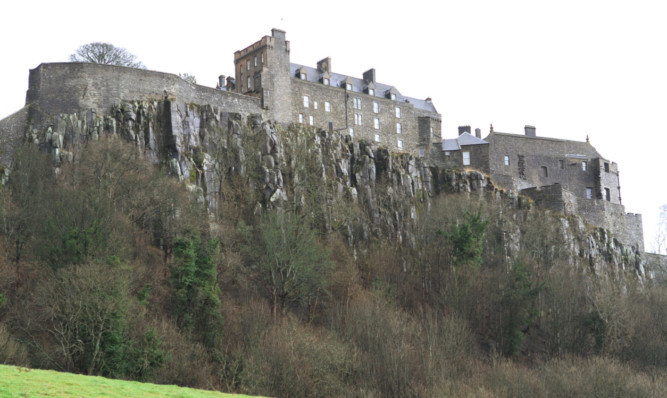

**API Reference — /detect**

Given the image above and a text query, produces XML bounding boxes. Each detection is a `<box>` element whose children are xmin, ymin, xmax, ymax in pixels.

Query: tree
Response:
<box><xmin>69</xmin><ymin>42</ymin><xmax>145</xmax><ymax>68</ymax></box>
<box><xmin>167</xmin><ymin>232</ymin><xmax>222</xmax><ymax>347</ymax></box>
<box><xmin>241</xmin><ymin>212</ymin><xmax>333</xmax><ymax>317</ymax></box>
<box><xmin>181</xmin><ymin>73</ymin><xmax>197</xmax><ymax>84</ymax></box>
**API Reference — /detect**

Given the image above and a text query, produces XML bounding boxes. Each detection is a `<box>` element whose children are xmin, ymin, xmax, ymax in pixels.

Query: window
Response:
<box><xmin>354</xmin><ymin>113</ymin><xmax>362</xmax><ymax>126</ymax></box>
<box><xmin>313</xmin><ymin>101</ymin><xmax>318</xmax><ymax>110</ymax></box>
<box><xmin>397</xmin><ymin>139</ymin><xmax>403</xmax><ymax>148</ymax></box>
<box><xmin>247</xmin><ymin>76</ymin><xmax>251</xmax><ymax>90</ymax></box>
<box><xmin>346</xmin><ymin>83</ymin><xmax>352</xmax><ymax>90</ymax></box>
<box><xmin>373</xmin><ymin>101</ymin><xmax>379</xmax><ymax>113</ymax></box>
<box><xmin>504</xmin><ymin>155</ymin><xmax>510</xmax><ymax>166</ymax></box>
<box><xmin>323</xmin><ymin>78</ymin><xmax>330</xmax><ymax>85</ymax></box>
<box><xmin>395</xmin><ymin>107</ymin><xmax>401</xmax><ymax>118</ymax></box>
<box><xmin>261</xmin><ymin>53</ymin><xmax>264</xmax><ymax>63</ymax></box>
<box><xmin>349</xmin><ymin>128</ymin><xmax>354</xmax><ymax>137</ymax></box>
<box><xmin>586</xmin><ymin>188</ymin><xmax>593</xmax><ymax>199</ymax></box>
<box><xmin>303</xmin><ymin>95</ymin><xmax>309</xmax><ymax>107</ymax></box>
<box><xmin>309</xmin><ymin>116</ymin><xmax>314</xmax><ymax>126</ymax></box>
<box><xmin>582</xmin><ymin>161</ymin><xmax>587</xmax><ymax>171</ymax></box>
<box><xmin>368</xmin><ymin>88</ymin><xmax>375</xmax><ymax>96</ymax></box>
<box><xmin>373</xmin><ymin>118</ymin><xmax>380</xmax><ymax>129</ymax></box>
<box><xmin>419</xmin><ymin>148</ymin><xmax>425</xmax><ymax>157</ymax></box>
<box><xmin>605</xmin><ymin>187</ymin><xmax>611</xmax><ymax>201</ymax></box>
<box><xmin>353</xmin><ymin>97</ymin><xmax>362</xmax><ymax>110</ymax></box>
<box><xmin>325</xmin><ymin>102</ymin><xmax>331</xmax><ymax>112</ymax></box>
<box><xmin>430</xmin><ymin>126</ymin><xmax>434</xmax><ymax>134</ymax></box>
<box><xmin>374</xmin><ymin>134</ymin><xmax>380</xmax><ymax>142</ymax></box>
<box><xmin>604</xmin><ymin>162</ymin><xmax>610</xmax><ymax>172</ymax></box>
<box><xmin>298</xmin><ymin>114</ymin><xmax>304</xmax><ymax>123</ymax></box>
<box><xmin>462</xmin><ymin>151</ymin><xmax>470</xmax><ymax>166</ymax></box>
<box><xmin>254</xmin><ymin>56</ymin><xmax>257</xmax><ymax>66</ymax></box>
<box><xmin>541</xmin><ymin>166</ymin><xmax>548</xmax><ymax>178</ymax></box>
<box><xmin>559</xmin><ymin>159</ymin><xmax>564</xmax><ymax>169</ymax></box>
<box><xmin>247</xmin><ymin>61</ymin><xmax>250</xmax><ymax>70</ymax></box>
<box><xmin>390</xmin><ymin>93</ymin><xmax>396</xmax><ymax>100</ymax></box>
<box><xmin>396</xmin><ymin>123</ymin><xmax>402</xmax><ymax>134</ymax></box>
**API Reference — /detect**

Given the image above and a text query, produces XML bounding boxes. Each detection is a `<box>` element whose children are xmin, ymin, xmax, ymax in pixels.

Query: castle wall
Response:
<box><xmin>0</xmin><ymin>107</ymin><xmax>29</xmax><ymax>168</ymax></box>
<box><xmin>26</xmin><ymin>63</ymin><xmax>262</xmax><ymax>126</ymax></box>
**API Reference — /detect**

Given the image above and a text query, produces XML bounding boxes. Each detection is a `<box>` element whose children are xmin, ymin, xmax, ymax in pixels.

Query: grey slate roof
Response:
<box><xmin>441</xmin><ymin>132</ymin><xmax>488</xmax><ymax>151</ymax></box>
<box><xmin>290</xmin><ymin>63</ymin><xmax>438</xmax><ymax>113</ymax></box>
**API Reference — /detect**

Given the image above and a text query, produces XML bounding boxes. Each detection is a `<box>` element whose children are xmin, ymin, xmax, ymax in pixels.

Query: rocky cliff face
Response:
<box><xmin>23</xmin><ymin>99</ymin><xmax>647</xmax><ymax>280</ymax></box>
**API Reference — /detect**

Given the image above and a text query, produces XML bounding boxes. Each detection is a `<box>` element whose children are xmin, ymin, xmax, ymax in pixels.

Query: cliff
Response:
<box><xmin>16</xmin><ymin>96</ymin><xmax>650</xmax><ymax>281</ymax></box>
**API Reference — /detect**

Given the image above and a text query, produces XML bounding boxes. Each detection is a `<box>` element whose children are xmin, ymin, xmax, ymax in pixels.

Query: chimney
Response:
<box><xmin>271</xmin><ymin>28</ymin><xmax>286</xmax><ymax>40</ymax></box>
<box><xmin>317</xmin><ymin>57</ymin><xmax>331</xmax><ymax>73</ymax></box>
<box><xmin>217</xmin><ymin>75</ymin><xmax>225</xmax><ymax>90</ymax></box>
<box><xmin>525</xmin><ymin>125</ymin><xmax>536</xmax><ymax>137</ymax></box>
<box><xmin>458</xmin><ymin>125</ymin><xmax>471</xmax><ymax>136</ymax></box>
<box><xmin>363</xmin><ymin>68</ymin><xmax>376</xmax><ymax>84</ymax></box>
<box><xmin>475</xmin><ymin>128</ymin><xmax>481</xmax><ymax>138</ymax></box>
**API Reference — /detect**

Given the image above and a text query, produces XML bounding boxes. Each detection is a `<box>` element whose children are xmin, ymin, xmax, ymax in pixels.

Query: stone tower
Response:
<box><xmin>234</xmin><ymin>29</ymin><xmax>292</xmax><ymax>124</ymax></box>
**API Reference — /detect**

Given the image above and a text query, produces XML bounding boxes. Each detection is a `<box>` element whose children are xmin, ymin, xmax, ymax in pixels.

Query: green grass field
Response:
<box><xmin>0</xmin><ymin>364</ymin><xmax>264</xmax><ymax>397</ymax></box>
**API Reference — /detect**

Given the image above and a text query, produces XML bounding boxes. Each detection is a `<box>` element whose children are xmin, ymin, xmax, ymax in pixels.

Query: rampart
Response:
<box><xmin>521</xmin><ymin>183</ymin><xmax>644</xmax><ymax>251</ymax></box>
<box><xmin>26</xmin><ymin>63</ymin><xmax>262</xmax><ymax>126</ymax></box>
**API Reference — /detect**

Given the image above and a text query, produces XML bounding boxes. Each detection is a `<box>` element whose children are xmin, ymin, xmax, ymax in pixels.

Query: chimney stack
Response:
<box><xmin>525</xmin><ymin>125</ymin><xmax>536</xmax><ymax>137</ymax></box>
<box><xmin>475</xmin><ymin>128</ymin><xmax>481</xmax><ymax>138</ymax></box>
<box><xmin>317</xmin><ymin>57</ymin><xmax>331</xmax><ymax>73</ymax></box>
<box><xmin>218</xmin><ymin>75</ymin><xmax>225</xmax><ymax>90</ymax></box>
<box><xmin>458</xmin><ymin>125</ymin><xmax>471</xmax><ymax>136</ymax></box>
<box><xmin>363</xmin><ymin>68</ymin><xmax>376</xmax><ymax>83</ymax></box>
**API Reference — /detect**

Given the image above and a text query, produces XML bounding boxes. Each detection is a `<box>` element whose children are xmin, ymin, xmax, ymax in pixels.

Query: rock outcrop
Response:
<box><xmin>17</xmin><ymin>99</ymin><xmax>649</xmax><ymax>280</ymax></box>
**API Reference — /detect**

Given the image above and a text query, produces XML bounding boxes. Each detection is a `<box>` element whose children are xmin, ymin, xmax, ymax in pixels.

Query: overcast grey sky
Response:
<box><xmin>1</xmin><ymin>0</ymin><xmax>665</xmax><ymax>251</ymax></box>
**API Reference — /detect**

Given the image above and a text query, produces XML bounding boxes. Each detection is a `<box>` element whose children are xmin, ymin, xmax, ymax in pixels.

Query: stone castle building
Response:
<box><xmin>436</xmin><ymin>124</ymin><xmax>643</xmax><ymax>251</ymax></box>
<box><xmin>0</xmin><ymin>28</ymin><xmax>644</xmax><ymax>251</ymax></box>
<box><xmin>232</xmin><ymin>29</ymin><xmax>441</xmax><ymax>156</ymax></box>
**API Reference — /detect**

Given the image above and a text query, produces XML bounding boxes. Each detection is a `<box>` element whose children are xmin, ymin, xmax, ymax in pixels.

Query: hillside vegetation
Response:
<box><xmin>0</xmin><ymin>121</ymin><xmax>665</xmax><ymax>397</ymax></box>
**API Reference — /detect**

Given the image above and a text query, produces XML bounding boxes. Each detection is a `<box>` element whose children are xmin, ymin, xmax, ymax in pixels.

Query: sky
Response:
<box><xmin>1</xmin><ymin>0</ymin><xmax>665</xmax><ymax>252</ymax></box>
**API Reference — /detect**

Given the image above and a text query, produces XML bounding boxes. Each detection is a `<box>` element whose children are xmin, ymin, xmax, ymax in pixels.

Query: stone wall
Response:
<box><xmin>0</xmin><ymin>107</ymin><xmax>28</xmax><ymax>169</ymax></box>
<box><xmin>26</xmin><ymin>63</ymin><xmax>262</xmax><ymax>126</ymax></box>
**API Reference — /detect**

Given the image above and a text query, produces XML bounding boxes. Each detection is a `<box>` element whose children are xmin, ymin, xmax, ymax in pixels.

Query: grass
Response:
<box><xmin>0</xmin><ymin>364</ymin><xmax>265</xmax><ymax>398</ymax></box>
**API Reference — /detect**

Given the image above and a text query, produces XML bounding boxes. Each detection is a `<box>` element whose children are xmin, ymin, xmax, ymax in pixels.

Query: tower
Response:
<box><xmin>234</xmin><ymin>29</ymin><xmax>292</xmax><ymax>124</ymax></box>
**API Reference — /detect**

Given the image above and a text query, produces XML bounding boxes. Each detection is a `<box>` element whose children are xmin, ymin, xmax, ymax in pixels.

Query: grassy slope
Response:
<box><xmin>0</xmin><ymin>365</ymin><xmax>264</xmax><ymax>398</ymax></box>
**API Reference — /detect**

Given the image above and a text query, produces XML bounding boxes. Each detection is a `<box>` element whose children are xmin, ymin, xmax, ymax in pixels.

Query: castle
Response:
<box><xmin>0</xmin><ymin>28</ymin><xmax>644</xmax><ymax>251</ymax></box>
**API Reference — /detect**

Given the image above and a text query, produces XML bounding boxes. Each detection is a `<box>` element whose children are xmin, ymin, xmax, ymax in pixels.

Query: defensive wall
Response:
<box><xmin>521</xmin><ymin>183</ymin><xmax>644</xmax><ymax>251</ymax></box>
<box><xmin>25</xmin><ymin>63</ymin><xmax>263</xmax><ymax>127</ymax></box>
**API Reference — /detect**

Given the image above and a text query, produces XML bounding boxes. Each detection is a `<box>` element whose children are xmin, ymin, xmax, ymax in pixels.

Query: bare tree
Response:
<box><xmin>69</xmin><ymin>42</ymin><xmax>145</xmax><ymax>68</ymax></box>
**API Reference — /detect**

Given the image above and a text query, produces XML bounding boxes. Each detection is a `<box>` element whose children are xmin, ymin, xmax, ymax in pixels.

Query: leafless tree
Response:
<box><xmin>69</xmin><ymin>42</ymin><xmax>145</xmax><ymax>68</ymax></box>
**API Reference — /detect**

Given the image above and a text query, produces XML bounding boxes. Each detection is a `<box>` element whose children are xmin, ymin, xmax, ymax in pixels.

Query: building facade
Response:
<box><xmin>233</xmin><ymin>29</ymin><xmax>442</xmax><ymax>156</ymax></box>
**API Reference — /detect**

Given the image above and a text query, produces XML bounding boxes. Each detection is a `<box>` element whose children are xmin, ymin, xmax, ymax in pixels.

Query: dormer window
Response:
<box><xmin>385</xmin><ymin>88</ymin><xmax>397</xmax><ymax>100</ymax></box>
<box><xmin>297</xmin><ymin>66</ymin><xmax>308</xmax><ymax>80</ymax></box>
<box><xmin>368</xmin><ymin>88</ymin><xmax>375</xmax><ymax>96</ymax></box>
<box><xmin>343</xmin><ymin>77</ymin><xmax>354</xmax><ymax>91</ymax></box>
<box><xmin>321</xmin><ymin>71</ymin><xmax>331</xmax><ymax>86</ymax></box>
<box><xmin>390</xmin><ymin>93</ymin><xmax>396</xmax><ymax>100</ymax></box>
<box><xmin>366</xmin><ymin>81</ymin><xmax>376</xmax><ymax>96</ymax></box>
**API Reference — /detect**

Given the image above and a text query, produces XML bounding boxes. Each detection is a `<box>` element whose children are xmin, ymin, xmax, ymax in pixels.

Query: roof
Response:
<box><xmin>441</xmin><ymin>132</ymin><xmax>488</xmax><ymax>151</ymax></box>
<box><xmin>290</xmin><ymin>63</ymin><xmax>438</xmax><ymax>113</ymax></box>
<box><xmin>484</xmin><ymin>132</ymin><xmax>602</xmax><ymax>158</ymax></box>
